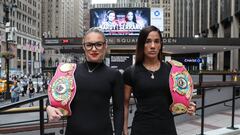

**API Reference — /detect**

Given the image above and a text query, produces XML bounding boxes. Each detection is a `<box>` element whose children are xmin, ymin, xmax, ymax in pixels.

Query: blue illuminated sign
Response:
<box><xmin>183</xmin><ymin>58</ymin><xmax>202</xmax><ymax>63</ymax></box>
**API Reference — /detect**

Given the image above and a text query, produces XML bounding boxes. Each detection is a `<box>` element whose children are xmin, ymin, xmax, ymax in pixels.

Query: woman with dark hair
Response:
<box><xmin>124</xmin><ymin>11</ymin><xmax>142</xmax><ymax>30</ymax></box>
<box><xmin>123</xmin><ymin>26</ymin><xmax>196</xmax><ymax>135</ymax></box>
<box><xmin>124</xmin><ymin>11</ymin><xmax>136</xmax><ymax>29</ymax></box>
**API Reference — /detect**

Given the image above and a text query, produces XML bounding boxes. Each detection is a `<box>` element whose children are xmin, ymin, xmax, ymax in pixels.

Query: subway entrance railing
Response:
<box><xmin>0</xmin><ymin>71</ymin><xmax>240</xmax><ymax>135</ymax></box>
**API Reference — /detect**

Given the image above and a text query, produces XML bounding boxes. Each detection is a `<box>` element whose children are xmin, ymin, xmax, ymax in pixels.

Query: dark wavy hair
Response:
<box><xmin>125</xmin><ymin>11</ymin><xmax>136</xmax><ymax>22</ymax></box>
<box><xmin>135</xmin><ymin>26</ymin><xmax>163</xmax><ymax>65</ymax></box>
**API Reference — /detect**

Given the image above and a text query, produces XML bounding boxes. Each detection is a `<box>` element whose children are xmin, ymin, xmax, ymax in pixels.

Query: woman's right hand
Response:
<box><xmin>46</xmin><ymin>105</ymin><xmax>63</xmax><ymax>122</ymax></box>
<box><xmin>123</xmin><ymin>129</ymin><xmax>129</xmax><ymax>135</ymax></box>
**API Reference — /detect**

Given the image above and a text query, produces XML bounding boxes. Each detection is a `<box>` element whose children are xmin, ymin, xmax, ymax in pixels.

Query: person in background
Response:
<box><xmin>28</xmin><ymin>83</ymin><xmax>35</xmax><ymax>107</ymax></box>
<box><xmin>10</xmin><ymin>80</ymin><xmax>21</xmax><ymax>103</ymax></box>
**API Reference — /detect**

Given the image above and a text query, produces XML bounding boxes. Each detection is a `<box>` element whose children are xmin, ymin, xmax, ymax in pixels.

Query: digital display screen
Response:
<box><xmin>90</xmin><ymin>8</ymin><xmax>150</xmax><ymax>36</ymax></box>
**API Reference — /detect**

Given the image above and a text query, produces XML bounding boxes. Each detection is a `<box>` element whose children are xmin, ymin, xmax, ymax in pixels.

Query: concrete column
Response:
<box><xmin>26</xmin><ymin>50</ymin><xmax>29</xmax><ymax>74</ymax></box>
<box><xmin>170</xmin><ymin>0</ymin><xmax>174</xmax><ymax>37</ymax></box>
<box><xmin>230</xmin><ymin>2</ymin><xmax>239</xmax><ymax>71</ymax></box>
<box><xmin>21</xmin><ymin>42</ymin><xmax>23</xmax><ymax>74</ymax></box>
<box><xmin>217</xmin><ymin>52</ymin><xmax>224</xmax><ymax>70</ymax></box>
<box><xmin>217</xmin><ymin>0</ymin><xmax>224</xmax><ymax>37</ymax></box>
<box><xmin>231</xmin><ymin>16</ymin><xmax>239</xmax><ymax>38</ymax></box>
<box><xmin>230</xmin><ymin>49</ymin><xmax>239</xmax><ymax>70</ymax></box>
<box><xmin>207</xmin><ymin>54</ymin><xmax>213</xmax><ymax>70</ymax></box>
<box><xmin>31</xmin><ymin>51</ymin><xmax>34</xmax><ymax>75</ymax></box>
<box><xmin>39</xmin><ymin>47</ymin><xmax>42</xmax><ymax>73</ymax></box>
<box><xmin>10</xmin><ymin>45</ymin><xmax>17</xmax><ymax>71</ymax></box>
<box><xmin>207</xmin><ymin>0</ymin><xmax>213</xmax><ymax>37</ymax></box>
<box><xmin>199</xmin><ymin>0</ymin><xmax>202</xmax><ymax>34</ymax></box>
<box><xmin>207</xmin><ymin>0</ymin><xmax>210</xmax><ymax>30</ymax></box>
<box><xmin>231</xmin><ymin>0</ymin><xmax>239</xmax><ymax>38</ymax></box>
<box><xmin>192</xmin><ymin>0</ymin><xmax>195</xmax><ymax>35</ymax></box>
<box><xmin>182</xmin><ymin>0</ymin><xmax>185</xmax><ymax>37</ymax></box>
<box><xmin>186</xmin><ymin>0</ymin><xmax>189</xmax><ymax>37</ymax></box>
<box><xmin>36</xmin><ymin>52</ymin><xmax>39</xmax><ymax>73</ymax></box>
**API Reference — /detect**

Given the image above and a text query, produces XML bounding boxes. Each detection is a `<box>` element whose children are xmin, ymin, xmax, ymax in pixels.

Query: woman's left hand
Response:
<box><xmin>187</xmin><ymin>102</ymin><xmax>196</xmax><ymax>115</ymax></box>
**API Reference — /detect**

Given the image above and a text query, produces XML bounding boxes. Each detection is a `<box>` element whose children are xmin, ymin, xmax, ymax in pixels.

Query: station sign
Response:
<box><xmin>43</xmin><ymin>37</ymin><xmax>240</xmax><ymax>46</ymax></box>
<box><xmin>183</xmin><ymin>58</ymin><xmax>202</xmax><ymax>63</ymax></box>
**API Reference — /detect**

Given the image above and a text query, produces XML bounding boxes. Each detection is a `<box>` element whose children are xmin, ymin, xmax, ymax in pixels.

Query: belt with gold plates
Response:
<box><xmin>168</xmin><ymin>60</ymin><xmax>193</xmax><ymax>114</ymax></box>
<box><xmin>48</xmin><ymin>63</ymin><xmax>77</xmax><ymax>116</ymax></box>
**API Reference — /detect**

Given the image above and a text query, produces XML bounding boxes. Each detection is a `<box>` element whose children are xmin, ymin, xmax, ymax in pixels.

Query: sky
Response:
<box><xmin>91</xmin><ymin>0</ymin><xmax>117</xmax><ymax>4</ymax></box>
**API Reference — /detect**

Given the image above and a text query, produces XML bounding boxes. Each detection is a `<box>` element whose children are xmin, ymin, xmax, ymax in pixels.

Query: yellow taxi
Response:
<box><xmin>0</xmin><ymin>79</ymin><xmax>14</xmax><ymax>94</ymax></box>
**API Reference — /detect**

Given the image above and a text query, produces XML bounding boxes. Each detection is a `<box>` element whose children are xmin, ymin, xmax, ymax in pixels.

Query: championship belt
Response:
<box><xmin>168</xmin><ymin>60</ymin><xmax>193</xmax><ymax>114</ymax></box>
<box><xmin>48</xmin><ymin>63</ymin><xmax>77</xmax><ymax>116</ymax></box>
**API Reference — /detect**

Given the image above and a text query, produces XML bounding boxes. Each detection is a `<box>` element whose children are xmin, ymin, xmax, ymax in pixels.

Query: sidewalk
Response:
<box><xmin>176</xmin><ymin>108</ymin><xmax>240</xmax><ymax>135</ymax></box>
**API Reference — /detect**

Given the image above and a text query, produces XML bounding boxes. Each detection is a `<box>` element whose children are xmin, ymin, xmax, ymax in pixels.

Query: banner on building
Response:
<box><xmin>150</xmin><ymin>8</ymin><xmax>164</xmax><ymax>31</ymax></box>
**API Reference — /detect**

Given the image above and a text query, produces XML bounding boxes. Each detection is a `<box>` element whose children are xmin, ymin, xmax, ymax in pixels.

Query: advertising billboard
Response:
<box><xmin>90</xmin><ymin>8</ymin><xmax>150</xmax><ymax>36</ymax></box>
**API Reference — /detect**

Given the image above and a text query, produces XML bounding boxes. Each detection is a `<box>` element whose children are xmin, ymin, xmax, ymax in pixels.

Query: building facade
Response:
<box><xmin>0</xmin><ymin>0</ymin><xmax>42</xmax><ymax>76</ymax></box>
<box><xmin>42</xmin><ymin>0</ymin><xmax>84</xmax><ymax>38</ymax></box>
<box><xmin>172</xmin><ymin>0</ymin><xmax>240</xmax><ymax>71</ymax></box>
<box><xmin>41</xmin><ymin>0</ymin><xmax>84</xmax><ymax>70</ymax></box>
<box><xmin>42</xmin><ymin>0</ymin><xmax>173</xmax><ymax>72</ymax></box>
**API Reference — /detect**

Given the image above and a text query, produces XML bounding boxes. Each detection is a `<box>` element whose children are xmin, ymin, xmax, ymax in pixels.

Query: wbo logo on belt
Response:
<box><xmin>48</xmin><ymin>63</ymin><xmax>77</xmax><ymax>116</ymax></box>
<box><xmin>168</xmin><ymin>60</ymin><xmax>193</xmax><ymax>114</ymax></box>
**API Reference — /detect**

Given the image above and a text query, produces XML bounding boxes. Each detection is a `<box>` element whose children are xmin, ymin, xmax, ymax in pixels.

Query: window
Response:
<box><xmin>17</xmin><ymin>36</ymin><xmax>21</xmax><ymax>44</ymax></box>
<box><xmin>28</xmin><ymin>51</ymin><xmax>31</xmax><ymax>60</ymax></box>
<box><xmin>33</xmin><ymin>52</ymin><xmax>36</xmax><ymax>61</ymax></box>
<box><xmin>17</xmin><ymin>49</ymin><xmax>21</xmax><ymax>59</ymax></box>
<box><xmin>23</xmin><ymin>38</ymin><xmax>26</xmax><ymax>45</ymax></box>
<box><xmin>23</xmin><ymin>50</ymin><xmax>26</xmax><ymax>59</ymax></box>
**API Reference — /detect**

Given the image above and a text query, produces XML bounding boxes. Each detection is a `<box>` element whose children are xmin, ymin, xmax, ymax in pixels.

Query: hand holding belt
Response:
<box><xmin>168</xmin><ymin>60</ymin><xmax>193</xmax><ymax>114</ymax></box>
<box><xmin>48</xmin><ymin>63</ymin><xmax>77</xmax><ymax>116</ymax></box>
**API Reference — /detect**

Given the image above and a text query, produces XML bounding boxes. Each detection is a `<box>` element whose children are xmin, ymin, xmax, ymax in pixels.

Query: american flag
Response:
<box><xmin>26</xmin><ymin>43</ymin><xmax>30</xmax><ymax>49</ymax></box>
<box><xmin>30</xmin><ymin>44</ymin><xmax>35</xmax><ymax>52</ymax></box>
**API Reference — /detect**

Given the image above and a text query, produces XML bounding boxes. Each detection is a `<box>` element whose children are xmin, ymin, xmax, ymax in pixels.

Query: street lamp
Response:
<box><xmin>2</xmin><ymin>0</ymin><xmax>17</xmax><ymax>99</ymax></box>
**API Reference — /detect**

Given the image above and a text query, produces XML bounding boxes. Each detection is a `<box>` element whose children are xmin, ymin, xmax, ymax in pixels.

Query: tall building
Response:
<box><xmin>140</xmin><ymin>0</ymin><xmax>173</xmax><ymax>37</ymax></box>
<box><xmin>83</xmin><ymin>0</ymin><xmax>91</xmax><ymax>33</ymax></box>
<box><xmin>173</xmin><ymin>0</ymin><xmax>240</xmax><ymax>38</ymax></box>
<box><xmin>172</xmin><ymin>0</ymin><xmax>240</xmax><ymax>70</ymax></box>
<box><xmin>0</xmin><ymin>0</ymin><xmax>42</xmax><ymax>76</ymax></box>
<box><xmin>41</xmin><ymin>0</ymin><xmax>84</xmax><ymax>70</ymax></box>
<box><xmin>42</xmin><ymin>0</ymin><xmax>84</xmax><ymax>37</ymax></box>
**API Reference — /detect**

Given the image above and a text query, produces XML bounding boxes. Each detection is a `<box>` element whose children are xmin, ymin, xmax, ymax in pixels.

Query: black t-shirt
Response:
<box><xmin>123</xmin><ymin>62</ymin><xmax>177</xmax><ymax>135</ymax></box>
<box><xmin>65</xmin><ymin>62</ymin><xmax>124</xmax><ymax>135</ymax></box>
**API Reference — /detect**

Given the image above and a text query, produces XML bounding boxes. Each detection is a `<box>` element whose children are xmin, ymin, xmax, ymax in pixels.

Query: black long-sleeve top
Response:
<box><xmin>64</xmin><ymin>62</ymin><xmax>124</xmax><ymax>135</ymax></box>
